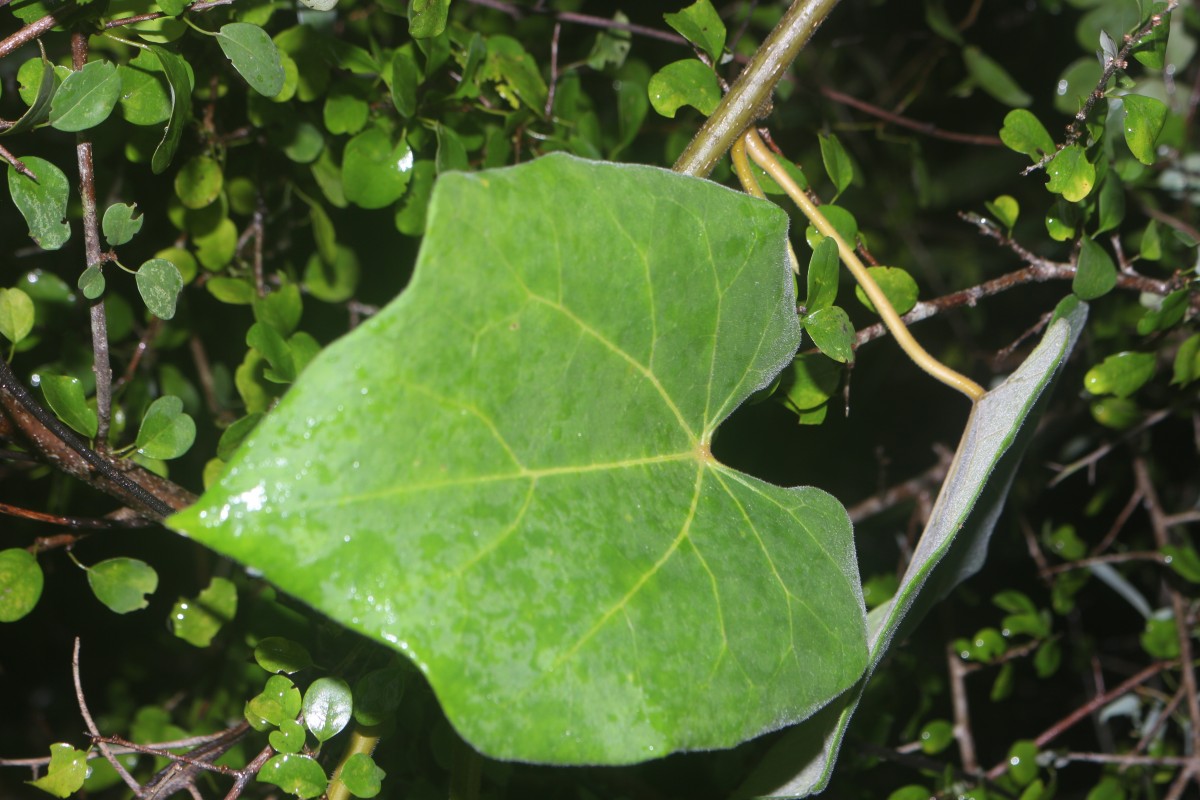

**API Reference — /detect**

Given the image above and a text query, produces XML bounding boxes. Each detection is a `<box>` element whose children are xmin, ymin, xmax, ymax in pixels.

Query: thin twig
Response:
<box><xmin>1023</xmin><ymin>3</ymin><xmax>1179</xmax><ymax>176</ymax></box>
<box><xmin>74</xmin><ymin>639</ymin><xmax>142</xmax><ymax>795</ymax></box>
<box><xmin>983</xmin><ymin>658</ymin><xmax>1178</xmax><ymax>780</ymax></box>
<box><xmin>0</xmin><ymin>141</ymin><xmax>36</xmax><ymax>179</ymax></box>
<box><xmin>1048</xmin><ymin>408</ymin><xmax>1172</xmax><ymax>487</ymax></box>
<box><xmin>819</xmin><ymin>85</ymin><xmax>1003</xmax><ymax>146</ymax></box>
<box><xmin>0</xmin><ymin>501</ymin><xmax>149</xmax><ymax>530</ymax></box>
<box><xmin>0</xmin><ymin>7</ymin><xmax>74</xmax><ymax>60</ymax></box>
<box><xmin>1040</xmin><ymin>550</ymin><xmax>1167</xmax><ymax>577</ymax></box>
<box><xmin>947</xmin><ymin>642</ymin><xmax>980</xmax><ymax>774</ymax></box>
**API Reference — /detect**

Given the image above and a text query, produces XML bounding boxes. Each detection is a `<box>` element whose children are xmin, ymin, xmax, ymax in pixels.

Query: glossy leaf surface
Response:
<box><xmin>258</xmin><ymin>754</ymin><xmax>327</xmax><ymax>799</ymax></box>
<box><xmin>40</xmin><ymin>374</ymin><xmax>97</xmax><ymax>438</ymax></box>
<box><xmin>27</xmin><ymin>743</ymin><xmax>87</xmax><ymax>798</ymax></box>
<box><xmin>648</xmin><ymin>59</ymin><xmax>720</xmax><ymax>118</ymax></box>
<box><xmin>0</xmin><ymin>288</ymin><xmax>35</xmax><ymax>345</ymax></box>
<box><xmin>170</xmin><ymin>154</ymin><xmax>868</xmax><ymax>765</ymax></box>
<box><xmin>663</xmin><ymin>0</ymin><xmax>726</xmax><ymax>62</ymax></box>
<box><xmin>1122</xmin><ymin>94</ymin><xmax>1166</xmax><ymax>165</ymax></box>
<box><xmin>49</xmin><ymin>60</ymin><xmax>121</xmax><ymax>132</ymax></box>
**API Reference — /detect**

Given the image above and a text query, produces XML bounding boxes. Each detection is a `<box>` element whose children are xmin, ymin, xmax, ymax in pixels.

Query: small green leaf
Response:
<box><xmin>254</xmin><ymin>636</ymin><xmax>313</xmax><ymax>674</ymax></box>
<box><xmin>1094</xmin><ymin>173</ymin><xmax>1124</xmax><ymax>235</ymax></box>
<box><xmin>855</xmin><ymin>267</ymin><xmax>919</xmax><ymax>315</ymax></box>
<box><xmin>482</xmin><ymin>35</ymin><xmax>547</xmax><ymax>111</ymax></box>
<box><xmin>1141</xmin><ymin>611</ymin><xmax>1179</xmax><ymax>659</ymax></box>
<box><xmin>7</xmin><ymin>157</ymin><xmax>71</xmax><ymax>250</ymax></box>
<box><xmin>1046</xmin><ymin>145</ymin><xmax>1095</xmax><ymax>202</ymax></box>
<box><xmin>984</xmin><ymin>195</ymin><xmax>1019</xmax><ymax>231</ymax></box>
<box><xmin>918</xmin><ymin>719</ymin><xmax>954</xmax><ymax>755</ymax></box>
<box><xmin>6</xmin><ymin>55</ymin><xmax>61</xmax><ymax>137</ymax></box>
<box><xmin>247</xmin><ymin>674</ymin><xmax>303</xmax><ymax>727</ymax></box>
<box><xmin>804</xmin><ymin>205</ymin><xmax>858</xmax><ymax>250</ymax></box>
<box><xmin>174</xmin><ymin>156</ymin><xmax>223</xmax><ymax>210</ymax></box>
<box><xmin>218</xmin><ymin>413</ymin><xmax>264</xmax><ymax>462</ymax></box>
<box><xmin>802</xmin><ymin>306</ymin><xmax>854</xmax><ymax>364</ymax></box>
<box><xmin>258</xmin><ymin>753</ymin><xmax>328</xmax><ymax>799</ymax></box>
<box><xmin>782</xmin><ymin>353</ymin><xmax>841</xmax><ymax>412</ymax></box>
<box><xmin>323</xmin><ymin>84</ymin><xmax>369</xmax><ymax>135</ymax></box>
<box><xmin>1034</xmin><ymin>640</ymin><xmax>1061</xmax><ymax>677</ymax></box>
<box><xmin>999</xmin><ymin>109</ymin><xmax>1054</xmax><ymax>160</ymax></box>
<box><xmin>303</xmin><ymin>677</ymin><xmax>353</xmax><ymax>742</ymax></box>
<box><xmin>1086</xmin><ymin>776</ymin><xmax>1127</xmax><ymax>800</ymax></box>
<box><xmin>963</xmin><ymin>46</ymin><xmax>1031</xmax><ymax>107</ymax></box>
<box><xmin>1161</xmin><ymin>545</ymin><xmax>1200</xmax><ymax>583</ymax></box>
<box><xmin>1045</xmin><ymin>199</ymin><xmax>1078</xmax><ymax>242</ymax></box>
<box><xmin>86</xmin><ymin>557</ymin><xmax>158</xmax><ymax>613</ymax></box>
<box><xmin>118</xmin><ymin>53</ymin><xmax>172</xmax><ymax>126</ymax></box>
<box><xmin>307</xmin><ymin>200</ymin><xmax>338</xmax><ymax>267</ymax></box>
<box><xmin>408</xmin><ymin>0</ymin><xmax>450</xmax><ymax>38</ymax></box>
<box><xmin>587</xmin><ymin>12</ymin><xmax>632</xmax><ymax>71</ymax></box>
<box><xmin>337</xmin><ymin>753</ymin><xmax>386</xmax><ymax>798</ymax></box>
<box><xmin>49</xmin><ymin>60</ymin><xmax>121</xmax><ymax>132</ymax></box>
<box><xmin>390</xmin><ymin>49</ymin><xmax>420</xmax><ymax>117</ymax></box>
<box><xmin>663</xmin><ymin>0</ymin><xmax>726</xmax><ymax>62</ymax></box>
<box><xmin>170</xmin><ymin>576</ymin><xmax>236</xmax><ymax>647</ymax></box>
<box><xmin>194</xmin><ymin>218</ymin><xmax>239</xmax><ymax>271</ymax></box>
<box><xmin>353</xmin><ymin>667</ymin><xmax>407</xmax><ymax>725</ymax></box>
<box><xmin>303</xmin><ymin>245</ymin><xmax>359</xmax><ymax>303</ymax></box>
<box><xmin>102</xmin><ymin>203</ymin><xmax>143</xmax><ymax>247</ymax></box>
<box><xmin>1122</xmin><ymin>94</ymin><xmax>1167</xmax><ymax>165</ymax></box>
<box><xmin>1003</xmin><ymin>743</ymin><xmax>1041</xmax><ymax>786</ymax></box>
<box><xmin>805</xmin><ymin>237</ymin><xmax>839</xmax><ymax>311</ymax></box>
<box><xmin>1090</xmin><ymin>396</ymin><xmax>1140</xmax><ymax>430</ymax></box>
<box><xmin>0</xmin><ymin>548</ymin><xmax>43</xmax><ymax>622</ymax></box>
<box><xmin>1139</xmin><ymin>220</ymin><xmax>1162</xmax><ymax>261</ymax></box>
<box><xmin>217</xmin><ymin>23</ymin><xmax>285</xmax><ymax>97</ymax></box>
<box><xmin>342</xmin><ymin>128</ymin><xmax>414</xmax><ymax>210</ymax></box>
<box><xmin>135</xmin><ymin>395</ymin><xmax>196</xmax><ymax>459</ymax></box>
<box><xmin>247</xmin><ymin>322</ymin><xmax>297</xmax><ymax>383</ymax></box>
<box><xmin>40</xmin><ymin>375</ymin><xmax>98</xmax><ymax>438</ymax></box>
<box><xmin>647</xmin><ymin>59</ymin><xmax>720</xmax><ymax>118</ymax></box>
<box><xmin>253</xmin><ymin>283</ymin><xmax>303</xmax><ymax>336</ymax></box>
<box><xmin>0</xmin><ymin>288</ymin><xmax>35</xmax><ymax>345</ymax></box>
<box><xmin>149</xmin><ymin>46</ymin><xmax>193</xmax><ymax>174</ymax></box>
<box><xmin>1172</xmin><ymin>334</ymin><xmax>1200</xmax><ymax>386</ymax></box>
<box><xmin>136</xmin><ymin>258</ymin><xmax>184</xmax><ymax>321</ymax></box>
<box><xmin>1073</xmin><ymin>237</ymin><xmax>1116</xmax><ymax>300</ymax></box>
<box><xmin>394</xmin><ymin>159</ymin><xmax>436</xmax><ymax>236</ymax></box>
<box><xmin>1044</xmin><ymin>523</ymin><xmax>1086</xmax><ymax>560</ymax></box>
<box><xmin>27</xmin><ymin>743</ymin><xmax>88</xmax><ymax>798</ymax></box>
<box><xmin>269</xmin><ymin>719</ymin><xmax>308</xmax><ymax>754</ymax></box>
<box><xmin>1084</xmin><ymin>351</ymin><xmax>1155</xmax><ymax>398</ymax></box>
<box><xmin>819</xmin><ymin>133</ymin><xmax>853</xmax><ymax>199</ymax></box>
<box><xmin>1132</xmin><ymin>6</ymin><xmax>1170</xmax><ymax>70</ymax></box>
<box><xmin>1137</xmin><ymin>289</ymin><xmax>1187</xmax><ymax>335</ymax></box>
<box><xmin>208</xmin><ymin>276</ymin><xmax>257</xmax><ymax>305</ymax></box>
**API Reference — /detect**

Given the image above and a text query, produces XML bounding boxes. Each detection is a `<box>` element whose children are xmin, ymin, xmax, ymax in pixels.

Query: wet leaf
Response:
<box><xmin>984</xmin><ymin>195</ymin><xmax>1018</xmax><ymax>231</ymax></box>
<box><xmin>218</xmin><ymin>23</ymin><xmax>285</xmax><ymax>97</ymax></box>
<box><xmin>1007</xmin><ymin>739</ymin><xmax>1040</xmax><ymax>786</ymax></box>
<box><xmin>1161</xmin><ymin>545</ymin><xmax>1200</xmax><ymax>583</ymax></box>
<box><xmin>0</xmin><ymin>548</ymin><xmax>43</xmax><ymax>622</ymax></box>
<box><xmin>87</xmin><ymin>557</ymin><xmax>158</xmax><ymax>613</ymax></box>
<box><xmin>269</xmin><ymin>719</ymin><xmax>308</xmax><ymax>754</ymax></box>
<box><xmin>342</xmin><ymin>127</ymin><xmax>414</xmax><ymax>209</ymax></box>
<box><xmin>40</xmin><ymin>374</ymin><xmax>97</xmax><ymax>438</ymax></box>
<box><xmin>664</xmin><ymin>0</ymin><xmax>726</xmax><ymax>62</ymax></box>
<box><xmin>254</xmin><ymin>636</ymin><xmax>313</xmax><ymax>674</ymax></box>
<box><xmin>0</xmin><ymin>288</ymin><xmax>35</xmax><ymax>346</ymax></box>
<box><xmin>303</xmin><ymin>677</ymin><xmax>352</xmax><ymax>742</ymax></box>
<box><xmin>648</xmin><ymin>59</ymin><xmax>720</xmax><ymax>118</ymax></box>
<box><xmin>27</xmin><ymin>743</ymin><xmax>87</xmax><ymax>798</ymax></box>
<box><xmin>1073</xmin><ymin>237</ymin><xmax>1116</xmax><ymax>300</ymax></box>
<box><xmin>7</xmin><ymin>156</ymin><xmax>71</xmax><ymax>250</ymax></box>
<box><xmin>170</xmin><ymin>154</ymin><xmax>868</xmax><ymax>764</ymax></box>
<box><xmin>918</xmin><ymin>719</ymin><xmax>953</xmax><ymax>754</ymax></box>
<box><xmin>1084</xmin><ymin>351</ymin><xmax>1155</xmax><ymax>398</ymax></box>
<box><xmin>1122</xmin><ymin>94</ymin><xmax>1167</xmax><ymax>165</ymax></box>
<box><xmin>1046</xmin><ymin>145</ymin><xmax>1095</xmax><ymax>202</ymax></box>
<box><xmin>102</xmin><ymin>202</ymin><xmax>143</xmax><ymax>246</ymax></box>
<box><xmin>49</xmin><ymin>60</ymin><xmax>121</xmax><ymax>132</ymax></box>
<box><xmin>136</xmin><ymin>258</ymin><xmax>184</xmax><ymax>320</ymax></box>
<box><xmin>803</xmin><ymin>306</ymin><xmax>854</xmax><ymax>364</ymax></box>
<box><xmin>135</xmin><ymin>395</ymin><xmax>195</xmax><ymax>459</ymax></box>
<box><xmin>258</xmin><ymin>753</ymin><xmax>328</xmax><ymax>799</ymax></box>
<box><xmin>170</xmin><ymin>576</ymin><xmax>236</xmax><ymax>647</ymax></box>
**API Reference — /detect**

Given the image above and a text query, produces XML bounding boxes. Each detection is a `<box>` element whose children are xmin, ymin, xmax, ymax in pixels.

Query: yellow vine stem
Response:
<box><xmin>326</xmin><ymin>723</ymin><xmax>383</xmax><ymax>800</ymax></box>
<box><xmin>730</xmin><ymin>136</ymin><xmax>801</xmax><ymax>275</ymax></box>
<box><xmin>740</xmin><ymin>128</ymin><xmax>986</xmax><ymax>403</ymax></box>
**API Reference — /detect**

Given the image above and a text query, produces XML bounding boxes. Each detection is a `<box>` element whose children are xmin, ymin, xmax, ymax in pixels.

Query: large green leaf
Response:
<box><xmin>170</xmin><ymin>154</ymin><xmax>868</xmax><ymax>765</ymax></box>
<box><xmin>735</xmin><ymin>298</ymin><xmax>1088</xmax><ymax>798</ymax></box>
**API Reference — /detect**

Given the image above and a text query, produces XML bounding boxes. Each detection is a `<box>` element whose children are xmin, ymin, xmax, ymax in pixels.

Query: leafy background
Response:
<box><xmin>1</xmin><ymin>0</ymin><xmax>1198</xmax><ymax>799</ymax></box>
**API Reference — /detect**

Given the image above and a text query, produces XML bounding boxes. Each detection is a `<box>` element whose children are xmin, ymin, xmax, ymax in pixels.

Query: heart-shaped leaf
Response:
<box><xmin>663</xmin><ymin>0</ymin><xmax>726</xmax><ymax>62</ymax></box>
<box><xmin>135</xmin><ymin>395</ymin><xmax>195</xmax><ymax>459</ymax></box>
<box><xmin>258</xmin><ymin>753</ymin><xmax>328</xmax><ymax>799</ymax></box>
<box><xmin>1046</xmin><ymin>144</ymin><xmax>1095</xmax><ymax>202</ymax></box>
<box><xmin>169</xmin><ymin>154</ymin><xmax>868</xmax><ymax>765</ymax></box>
<box><xmin>648</xmin><ymin>59</ymin><xmax>720</xmax><ymax>118</ymax></box>
<box><xmin>302</xmin><ymin>677</ymin><xmax>352</xmax><ymax>742</ymax></box>
<box><xmin>999</xmin><ymin>109</ymin><xmax>1054</xmax><ymax>160</ymax></box>
<box><xmin>102</xmin><ymin>203</ymin><xmax>143</xmax><ymax>247</ymax></box>
<box><xmin>136</xmin><ymin>258</ymin><xmax>184</xmax><ymax>321</ymax></box>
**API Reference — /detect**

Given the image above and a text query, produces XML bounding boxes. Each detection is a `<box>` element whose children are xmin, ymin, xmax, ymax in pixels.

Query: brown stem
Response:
<box><xmin>73</xmin><ymin>639</ymin><xmax>142</xmax><ymax>795</ymax></box>
<box><xmin>0</xmin><ymin>141</ymin><xmax>36</xmax><ymax>179</ymax></box>
<box><xmin>0</xmin><ymin>7</ymin><xmax>75</xmax><ymax>60</ymax></box>
<box><xmin>1</xmin><ymin>501</ymin><xmax>149</xmax><ymax>530</ymax></box>
<box><xmin>674</xmin><ymin>0</ymin><xmax>844</xmax><ymax>177</ymax></box>
<box><xmin>947</xmin><ymin>642</ymin><xmax>980</xmax><ymax>774</ymax></box>
<box><xmin>818</xmin><ymin>85</ymin><xmax>1004</xmax><ymax>146</ymax></box>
